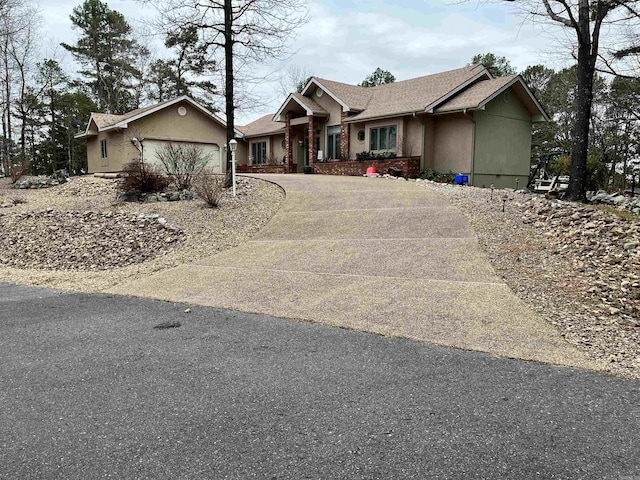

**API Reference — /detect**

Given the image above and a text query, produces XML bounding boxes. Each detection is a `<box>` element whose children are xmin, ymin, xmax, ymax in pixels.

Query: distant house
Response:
<box><xmin>77</xmin><ymin>96</ymin><xmax>245</xmax><ymax>175</ymax></box>
<box><xmin>241</xmin><ymin>64</ymin><xmax>548</xmax><ymax>188</ymax></box>
<box><xmin>79</xmin><ymin>65</ymin><xmax>548</xmax><ymax>189</ymax></box>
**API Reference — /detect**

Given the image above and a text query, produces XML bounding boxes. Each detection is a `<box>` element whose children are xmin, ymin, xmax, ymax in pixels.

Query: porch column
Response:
<box><xmin>285</xmin><ymin>112</ymin><xmax>293</xmax><ymax>173</ymax></box>
<box><xmin>308</xmin><ymin>115</ymin><xmax>317</xmax><ymax>167</ymax></box>
<box><xmin>340</xmin><ymin>111</ymin><xmax>350</xmax><ymax>161</ymax></box>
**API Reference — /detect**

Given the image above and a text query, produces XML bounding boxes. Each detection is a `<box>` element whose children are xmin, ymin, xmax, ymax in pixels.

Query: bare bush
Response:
<box><xmin>10</xmin><ymin>162</ymin><xmax>25</xmax><ymax>184</ymax></box>
<box><xmin>193</xmin><ymin>168</ymin><xmax>225</xmax><ymax>207</ymax></box>
<box><xmin>155</xmin><ymin>143</ymin><xmax>211</xmax><ymax>190</ymax></box>
<box><xmin>120</xmin><ymin>159</ymin><xmax>170</xmax><ymax>195</ymax></box>
<box><xmin>7</xmin><ymin>195</ymin><xmax>26</xmax><ymax>205</ymax></box>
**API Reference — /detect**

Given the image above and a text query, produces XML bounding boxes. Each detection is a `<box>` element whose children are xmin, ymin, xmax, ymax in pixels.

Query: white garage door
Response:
<box><xmin>143</xmin><ymin>140</ymin><xmax>222</xmax><ymax>174</ymax></box>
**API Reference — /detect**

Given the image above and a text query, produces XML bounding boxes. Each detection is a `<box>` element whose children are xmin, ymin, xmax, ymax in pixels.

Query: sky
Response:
<box><xmin>37</xmin><ymin>0</ymin><xmax>571</xmax><ymax>124</ymax></box>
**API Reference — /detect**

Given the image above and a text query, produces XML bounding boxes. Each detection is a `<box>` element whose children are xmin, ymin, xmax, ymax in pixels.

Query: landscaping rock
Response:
<box><xmin>418</xmin><ymin>179</ymin><xmax>640</xmax><ymax>378</ymax></box>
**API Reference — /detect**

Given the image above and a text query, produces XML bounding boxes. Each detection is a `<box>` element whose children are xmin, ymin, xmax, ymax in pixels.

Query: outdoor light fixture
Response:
<box><xmin>490</xmin><ymin>184</ymin><xmax>495</xmax><ymax>200</ymax></box>
<box><xmin>229</xmin><ymin>139</ymin><xmax>238</xmax><ymax>197</ymax></box>
<box><xmin>515</xmin><ymin>178</ymin><xmax>520</xmax><ymax>190</ymax></box>
<box><xmin>502</xmin><ymin>193</ymin><xmax>508</xmax><ymax>212</ymax></box>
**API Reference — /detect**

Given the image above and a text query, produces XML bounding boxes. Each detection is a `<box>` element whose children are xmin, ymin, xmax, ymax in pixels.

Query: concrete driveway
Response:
<box><xmin>108</xmin><ymin>174</ymin><xmax>600</xmax><ymax>371</ymax></box>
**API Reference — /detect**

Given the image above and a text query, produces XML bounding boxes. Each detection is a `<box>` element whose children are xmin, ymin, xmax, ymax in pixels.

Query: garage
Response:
<box><xmin>143</xmin><ymin>140</ymin><xmax>223</xmax><ymax>174</ymax></box>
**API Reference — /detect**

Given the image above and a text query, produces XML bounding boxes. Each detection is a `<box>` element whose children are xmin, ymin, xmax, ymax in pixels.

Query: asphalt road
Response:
<box><xmin>1</xmin><ymin>283</ymin><xmax>639</xmax><ymax>480</ymax></box>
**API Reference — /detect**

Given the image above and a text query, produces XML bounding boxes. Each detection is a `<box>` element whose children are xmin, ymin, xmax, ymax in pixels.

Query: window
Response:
<box><xmin>100</xmin><ymin>139</ymin><xmax>108</xmax><ymax>158</ymax></box>
<box><xmin>327</xmin><ymin>125</ymin><xmax>341</xmax><ymax>160</ymax></box>
<box><xmin>369</xmin><ymin>125</ymin><xmax>397</xmax><ymax>151</ymax></box>
<box><xmin>251</xmin><ymin>141</ymin><xmax>267</xmax><ymax>164</ymax></box>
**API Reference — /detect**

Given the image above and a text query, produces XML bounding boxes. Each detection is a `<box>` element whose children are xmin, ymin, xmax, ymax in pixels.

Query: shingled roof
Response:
<box><xmin>434</xmin><ymin>75</ymin><xmax>549</xmax><ymax>120</ymax></box>
<box><xmin>78</xmin><ymin>96</ymin><xmax>242</xmax><ymax>138</ymax></box>
<box><xmin>346</xmin><ymin>64</ymin><xmax>489</xmax><ymax>122</ymax></box>
<box><xmin>239</xmin><ymin>114</ymin><xmax>285</xmax><ymax>138</ymax></box>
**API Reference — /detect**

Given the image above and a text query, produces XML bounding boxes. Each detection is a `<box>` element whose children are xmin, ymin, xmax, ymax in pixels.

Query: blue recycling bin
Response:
<box><xmin>455</xmin><ymin>174</ymin><xmax>469</xmax><ymax>185</ymax></box>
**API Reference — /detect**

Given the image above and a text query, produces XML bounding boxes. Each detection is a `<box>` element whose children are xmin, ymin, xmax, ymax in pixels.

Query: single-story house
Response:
<box><xmin>77</xmin><ymin>96</ymin><xmax>246</xmax><ymax>174</ymax></box>
<box><xmin>79</xmin><ymin>65</ymin><xmax>547</xmax><ymax>189</ymax></box>
<box><xmin>240</xmin><ymin>63</ymin><xmax>549</xmax><ymax>188</ymax></box>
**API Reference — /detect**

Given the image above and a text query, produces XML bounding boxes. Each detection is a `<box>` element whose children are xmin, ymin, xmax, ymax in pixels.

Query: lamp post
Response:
<box><xmin>229</xmin><ymin>138</ymin><xmax>237</xmax><ymax>197</ymax></box>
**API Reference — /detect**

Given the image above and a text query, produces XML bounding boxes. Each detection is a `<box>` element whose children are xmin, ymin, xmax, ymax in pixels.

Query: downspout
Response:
<box><xmin>463</xmin><ymin>109</ymin><xmax>476</xmax><ymax>186</ymax></box>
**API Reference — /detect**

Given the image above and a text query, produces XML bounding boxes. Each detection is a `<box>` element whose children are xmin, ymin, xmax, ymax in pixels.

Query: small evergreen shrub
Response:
<box><xmin>419</xmin><ymin>168</ymin><xmax>456</xmax><ymax>184</ymax></box>
<box><xmin>356</xmin><ymin>151</ymin><xmax>398</xmax><ymax>161</ymax></box>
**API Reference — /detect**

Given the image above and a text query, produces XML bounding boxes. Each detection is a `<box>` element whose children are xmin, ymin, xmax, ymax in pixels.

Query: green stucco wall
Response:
<box><xmin>472</xmin><ymin>90</ymin><xmax>532</xmax><ymax>189</ymax></box>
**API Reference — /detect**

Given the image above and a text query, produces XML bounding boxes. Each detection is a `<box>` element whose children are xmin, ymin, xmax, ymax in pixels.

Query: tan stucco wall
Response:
<box><xmin>472</xmin><ymin>88</ymin><xmax>533</xmax><ymax>188</ymax></box>
<box><xmin>422</xmin><ymin>116</ymin><xmax>435</xmax><ymax>171</ymax></box>
<box><xmin>431</xmin><ymin>113</ymin><xmax>474</xmax><ymax>174</ymax></box>
<box><xmin>402</xmin><ymin>116</ymin><xmax>423</xmax><ymax>158</ymax></box>
<box><xmin>86</xmin><ymin>100</ymin><xmax>229</xmax><ymax>174</ymax></box>
<box><xmin>350</xmin><ymin>122</ymin><xmax>366</xmax><ymax>160</ymax></box>
<box><xmin>87</xmin><ymin>130</ymin><xmax>126</xmax><ymax>173</ymax></box>
<box><xmin>312</xmin><ymin>92</ymin><xmax>342</xmax><ymax>158</ymax></box>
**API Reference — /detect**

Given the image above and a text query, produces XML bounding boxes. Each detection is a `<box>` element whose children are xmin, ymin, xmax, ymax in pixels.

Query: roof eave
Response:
<box><xmin>474</xmin><ymin>76</ymin><xmax>551</xmax><ymax>122</ymax></box>
<box><xmin>273</xmin><ymin>93</ymin><xmax>329</xmax><ymax>121</ymax></box>
<box><xmin>345</xmin><ymin>110</ymin><xmax>423</xmax><ymax>124</ymax></box>
<box><xmin>424</xmin><ymin>68</ymin><xmax>492</xmax><ymax>113</ymax></box>
<box><xmin>302</xmin><ymin>78</ymin><xmax>351</xmax><ymax>112</ymax></box>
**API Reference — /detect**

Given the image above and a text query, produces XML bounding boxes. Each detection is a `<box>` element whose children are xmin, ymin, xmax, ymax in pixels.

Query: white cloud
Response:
<box><xmin>37</xmin><ymin>0</ymin><xmax>572</xmax><ymax>123</ymax></box>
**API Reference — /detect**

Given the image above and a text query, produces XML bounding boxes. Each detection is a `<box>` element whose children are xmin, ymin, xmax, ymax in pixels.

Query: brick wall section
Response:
<box><xmin>340</xmin><ymin>111</ymin><xmax>350</xmax><ymax>160</ymax></box>
<box><xmin>313</xmin><ymin>157</ymin><xmax>421</xmax><ymax>178</ymax></box>
<box><xmin>241</xmin><ymin>165</ymin><xmax>287</xmax><ymax>174</ymax></box>
<box><xmin>308</xmin><ymin>116</ymin><xmax>316</xmax><ymax>166</ymax></box>
<box><xmin>285</xmin><ymin>112</ymin><xmax>293</xmax><ymax>173</ymax></box>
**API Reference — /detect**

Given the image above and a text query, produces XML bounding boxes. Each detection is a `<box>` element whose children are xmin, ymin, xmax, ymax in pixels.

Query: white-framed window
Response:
<box><xmin>251</xmin><ymin>141</ymin><xmax>267</xmax><ymax>164</ymax></box>
<box><xmin>369</xmin><ymin>125</ymin><xmax>397</xmax><ymax>151</ymax></box>
<box><xmin>326</xmin><ymin>125</ymin><xmax>341</xmax><ymax>160</ymax></box>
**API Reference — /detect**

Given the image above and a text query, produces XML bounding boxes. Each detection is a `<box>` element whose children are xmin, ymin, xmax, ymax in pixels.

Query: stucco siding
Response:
<box><xmin>313</xmin><ymin>91</ymin><xmax>343</xmax><ymax>126</ymax></box>
<box><xmin>402</xmin><ymin>116</ymin><xmax>423</xmax><ymax>158</ymax></box>
<box><xmin>86</xmin><ymin>99</ymin><xmax>230</xmax><ymax>174</ymax></box>
<box><xmin>350</xmin><ymin>122</ymin><xmax>366</xmax><ymax>160</ymax></box>
<box><xmin>422</xmin><ymin>117</ymin><xmax>435</xmax><ymax>171</ymax></box>
<box><xmin>87</xmin><ymin>130</ymin><xmax>126</xmax><ymax>173</ymax></box>
<box><xmin>431</xmin><ymin>113</ymin><xmax>473</xmax><ymax>174</ymax></box>
<box><xmin>472</xmin><ymin>89</ymin><xmax>532</xmax><ymax>188</ymax></box>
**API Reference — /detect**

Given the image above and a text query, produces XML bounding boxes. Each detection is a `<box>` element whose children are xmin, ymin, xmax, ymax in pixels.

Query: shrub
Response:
<box><xmin>9</xmin><ymin>163</ymin><xmax>25</xmax><ymax>184</ymax></box>
<box><xmin>155</xmin><ymin>143</ymin><xmax>210</xmax><ymax>190</ymax></box>
<box><xmin>356</xmin><ymin>151</ymin><xmax>398</xmax><ymax>161</ymax></box>
<box><xmin>419</xmin><ymin>168</ymin><xmax>456</xmax><ymax>184</ymax></box>
<box><xmin>193</xmin><ymin>168</ymin><xmax>225</xmax><ymax>207</ymax></box>
<box><xmin>120</xmin><ymin>159</ymin><xmax>170</xmax><ymax>195</ymax></box>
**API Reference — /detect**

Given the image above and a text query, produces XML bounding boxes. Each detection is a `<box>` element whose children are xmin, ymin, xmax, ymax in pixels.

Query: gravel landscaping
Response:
<box><xmin>0</xmin><ymin>175</ymin><xmax>284</xmax><ymax>291</ymax></box>
<box><xmin>416</xmin><ymin>179</ymin><xmax>640</xmax><ymax>378</ymax></box>
<box><xmin>1</xmin><ymin>173</ymin><xmax>639</xmax><ymax>378</ymax></box>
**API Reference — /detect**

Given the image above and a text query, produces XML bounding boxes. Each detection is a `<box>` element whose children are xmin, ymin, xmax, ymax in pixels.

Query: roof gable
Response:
<box><xmin>434</xmin><ymin>75</ymin><xmax>550</xmax><ymax>121</ymax></box>
<box><xmin>347</xmin><ymin>64</ymin><xmax>490</xmax><ymax>122</ymax></box>
<box><xmin>273</xmin><ymin>92</ymin><xmax>329</xmax><ymax>121</ymax></box>
<box><xmin>77</xmin><ymin>96</ymin><xmax>243</xmax><ymax>138</ymax></box>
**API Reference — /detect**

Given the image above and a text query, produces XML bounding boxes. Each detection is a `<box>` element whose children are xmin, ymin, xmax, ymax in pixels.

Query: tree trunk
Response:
<box><xmin>224</xmin><ymin>0</ymin><xmax>234</xmax><ymax>188</ymax></box>
<box><xmin>564</xmin><ymin>0</ymin><xmax>596</xmax><ymax>202</ymax></box>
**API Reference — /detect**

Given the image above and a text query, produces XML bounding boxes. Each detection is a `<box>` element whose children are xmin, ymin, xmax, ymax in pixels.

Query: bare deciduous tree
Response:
<box><xmin>141</xmin><ymin>0</ymin><xmax>309</xmax><ymax>179</ymax></box>
<box><xmin>515</xmin><ymin>0</ymin><xmax>640</xmax><ymax>201</ymax></box>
